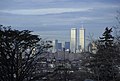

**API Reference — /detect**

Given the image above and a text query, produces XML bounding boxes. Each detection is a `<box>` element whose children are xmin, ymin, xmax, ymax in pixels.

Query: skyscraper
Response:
<box><xmin>70</xmin><ymin>28</ymin><xmax>77</xmax><ymax>53</ymax></box>
<box><xmin>52</xmin><ymin>40</ymin><xmax>58</xmax><ymax>53</ymax></box>
<box><xmin>65</xmin><ymin>42</ymin><xmax>70</xmax><ymax>51</ymax></box>
<box><xmin>58</xmin><ymin>43</ymin><xmax>62</xmax><ymax>51</ymax></box>
<box><xmin>79</xmin><ymin>27</ymin><xmax>85</xmax><ymax>52</ymax></box>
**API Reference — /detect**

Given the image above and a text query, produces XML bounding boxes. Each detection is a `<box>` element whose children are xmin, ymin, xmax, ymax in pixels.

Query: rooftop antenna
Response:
<box><xmin>81</xmin><ymin>21</ymin><xmax>84</xmax><ymax>29</ymax></box>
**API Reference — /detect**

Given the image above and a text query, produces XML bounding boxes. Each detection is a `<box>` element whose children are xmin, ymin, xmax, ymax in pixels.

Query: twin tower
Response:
<box><xmin>70</xmin><ymin>27</ymin><xmax>85</xmax><ymax>53</ymax></box>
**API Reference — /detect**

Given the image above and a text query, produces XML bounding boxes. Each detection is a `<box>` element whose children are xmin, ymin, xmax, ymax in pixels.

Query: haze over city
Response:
<box><xmin>0</xmin><ymin>0</ymin><xmax>120</xmax><ymax>42</ymax></box>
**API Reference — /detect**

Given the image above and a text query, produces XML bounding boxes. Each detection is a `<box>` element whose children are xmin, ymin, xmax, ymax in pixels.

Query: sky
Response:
<box><xmin>0</xmin><ymin>0</ymin><xmax>120</xmax><ymax>45</ymax></box>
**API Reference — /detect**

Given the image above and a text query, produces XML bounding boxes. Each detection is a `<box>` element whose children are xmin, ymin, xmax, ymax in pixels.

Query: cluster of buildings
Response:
<box><xmin>51</xmin><ymin>27</ymin><xmax>85</xmax><ymax>53</ymax></box>
<box><xmin>70</xmin><ymin>27</ymin><xmax>85</xmax><ymax>53</ymax></box>
<box><xmin>52</xmin><ymin>40</ymin><xmax>70</xmax><ymax>53</ymax></box>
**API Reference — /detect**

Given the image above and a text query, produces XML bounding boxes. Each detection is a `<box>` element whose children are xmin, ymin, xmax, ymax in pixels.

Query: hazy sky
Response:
<box><xmin>0</xmin><ymin>0</ymin><xmax>120</xmax><ymax>44</ymax></box>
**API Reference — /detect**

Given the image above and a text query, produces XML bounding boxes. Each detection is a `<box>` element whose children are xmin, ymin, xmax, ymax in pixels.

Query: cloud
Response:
<box><xmin>0</xmin><ymin>8</ymin><xmax>93</xmax><ymax>15</ymax></box>
<box><xmin>0</xmin><ymin>0</ymin><xmax>119</xmax><ymax>42</ymax></box>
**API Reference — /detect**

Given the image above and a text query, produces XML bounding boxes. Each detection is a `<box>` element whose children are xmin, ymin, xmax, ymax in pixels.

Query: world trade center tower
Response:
<box><xmin>79</xmin><ymin>27</ymin><xmax>85</xmax><ymax>52</ymax></box>
<box><xmin>70</xmin><ymin>28</ymin><xmax>77</xmax><ymax>53</ymax></box>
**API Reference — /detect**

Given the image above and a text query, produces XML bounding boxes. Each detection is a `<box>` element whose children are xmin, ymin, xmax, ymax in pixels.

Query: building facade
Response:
<box><xmin>79</xmin><ymin>27</ymin><xmax>85</xmax><ymax>52</ymax></box>
<box><xmin>70</xmin><ymin>28</ymin><xmax>77</xmax><ymax>53</ymax></box>
<box><xmin>58</xmin><ymin>43</ymin><xmax>62</xmax><ymax>51</ymax></box>
<box><xmin>52</xmin><ymin>40</ymin><xmax>58</xmax><ymax>53</ymax></box>
<box><xmin>65</xmin><ymin>42</ymin><xmax>70</xmax><ymax>51</ymax></box>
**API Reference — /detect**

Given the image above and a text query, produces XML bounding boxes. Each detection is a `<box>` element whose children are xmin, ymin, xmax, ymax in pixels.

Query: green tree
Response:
<box><xmin>0</xmin><ymin>25</ymin><xmax>52</xmax><ymax>81</ymax></box>
<box><xmin>84</xmin><ymin>27</ymin><xmax>120</xmax><ymax>81</ymax></box>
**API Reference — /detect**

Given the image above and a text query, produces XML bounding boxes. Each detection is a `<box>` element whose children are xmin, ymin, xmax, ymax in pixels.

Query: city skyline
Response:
<box><xmin>0</xmin><ymin>0</ymin><xmax>120</xmax><ymax>42</ymax></box>
<box><xmin>51</xmin><ymin>27</ymin><xmax>85</xmax><ymax>53</ymax></box>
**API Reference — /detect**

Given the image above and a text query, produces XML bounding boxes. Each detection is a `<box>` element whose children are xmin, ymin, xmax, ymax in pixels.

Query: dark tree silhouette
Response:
<box><xmin>84</xmin><ymin>27</ymin><xmax>120</xmax><ymax>81</ymax></box>
<box><xmin>0</xmin><ymin>25</ymin><xmax>52</xmax><ymax>81</ymax></box>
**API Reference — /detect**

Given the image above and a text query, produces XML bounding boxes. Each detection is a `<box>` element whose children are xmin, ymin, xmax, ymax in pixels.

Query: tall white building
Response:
<box><xmin>52</xmin><ymin>40</ymin><xmax>58</xmax><ymax>53</ymax></box>
<box><xmin>79</xmin><ymin>27</ymin><xmax>85</xmax><ymax>52</ymax></box>
<box><xmin>70</xmin><ymin>28</ymin><xmax>77</xmax><ymax>53</ymax></box>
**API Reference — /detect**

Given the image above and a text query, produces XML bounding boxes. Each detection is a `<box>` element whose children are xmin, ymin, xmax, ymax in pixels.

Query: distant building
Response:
<box><xmin>87</xmin><ymin>43</ymin><xmax>92</xmax><ymax>53</ymax></box>
<box><xmin>79</xmin><ymin>27</ymin><xmax>85</xmax><ymax>52</ymax></box>
<box><xmin>52</xmin><ymin>40</ymin><xmax>58</xmax><ymax>53</ymax></box>
<box><xmin>70</xmin><ymin>28</ymin><xmax>77</xmax><ymax>53</ymax></box>
<box><xmin>65</xmin><ymin>42</ymin><xmax>70</xmax><ymax>51</ymax></box>
<box><xmin>58</xmin><ymin>43</ymin><xmax>62</xmax><ymax>51</ymax></box>
<box><xmin>88</xmin><ymin>41</ymin><xmax>98</xmax><ymax>54</ymax></box>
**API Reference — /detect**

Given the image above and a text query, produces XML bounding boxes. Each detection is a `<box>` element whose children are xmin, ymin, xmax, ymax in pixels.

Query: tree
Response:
<box><xmin>0</xmin><ymin>25</ymin><xmax>52</xmax><ymax>81</ymax></box>
<box><xmin>84</xmin><ymin>27</ymin><xmax>120</xmax><ymax>81</ymax></box>
<box><xmin>112</xmin><ymin>10</ymin><xmax>120</xmax><ymax>81</ymax></box>
<box><xmin>113</xmin><ymin>10</ymin><xmax>120</xmax><ymax>43</ymax></box>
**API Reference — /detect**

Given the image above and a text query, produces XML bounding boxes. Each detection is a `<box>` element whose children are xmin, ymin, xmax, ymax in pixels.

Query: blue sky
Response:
<box><xmin>0</xmin><ymin>0</ymin><xmax>120</xmax><ymax>44</ymax></box>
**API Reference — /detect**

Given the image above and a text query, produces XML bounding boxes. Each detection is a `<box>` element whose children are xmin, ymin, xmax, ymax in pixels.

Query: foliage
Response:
<box><xmin>113</xmin><ymin>10</ymin><xmax>120</xmax><ymax>43</ymax></box>
<box><xmin>0</xmin><ymin>25</ymin><xmax>52</xmax><ymax>81</ymax></box>
<box><xmin>84</xmin><ymin>27</ymin><xmax>120</xmax><ymax>81</ymax></box>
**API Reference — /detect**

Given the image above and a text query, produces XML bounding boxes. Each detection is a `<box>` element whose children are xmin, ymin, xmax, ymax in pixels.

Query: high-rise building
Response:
<box><xmin>79</xmin><ymin>27</ymin><xmax>85</xmax><ymax>52</ymax></box>
<box><xmin>65</xmin><ymin>42</ymin><xmax>70</xmax><ymax>51</ymax></box>
<box><xmin>70</xmin><ymin>28</ymin><xmax>77</xmax><ymax>53</ymax></box>
<box><xmin>58</xmin><ymin>43</ymin><xmax>62</xmax><ymax>51</ymax></box>
<box><xmin>52</xmin><ymin>40</ymin><xmax>58</xmax><ymax>53</ymax></box>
